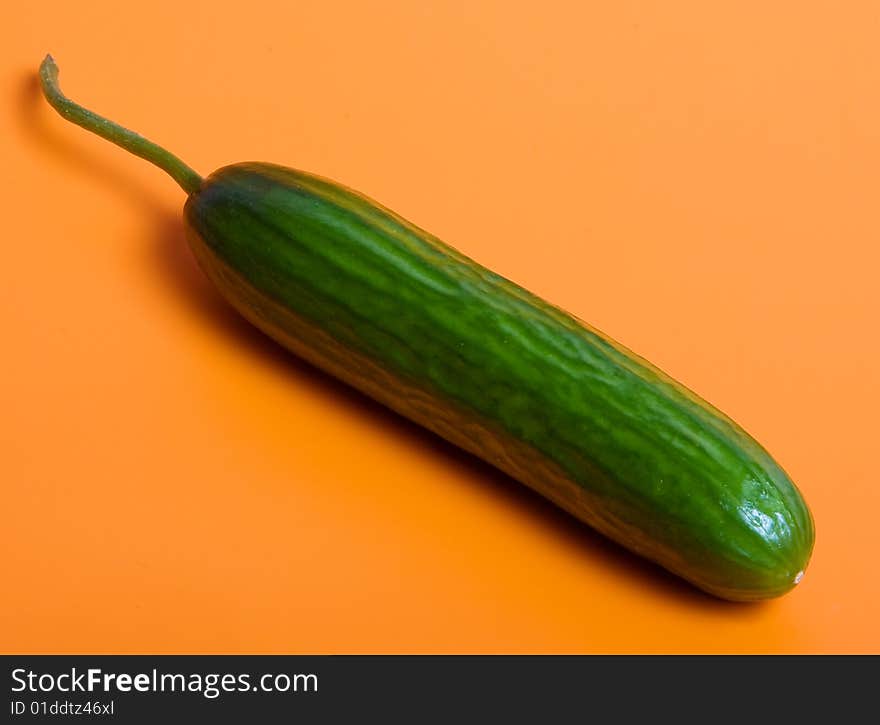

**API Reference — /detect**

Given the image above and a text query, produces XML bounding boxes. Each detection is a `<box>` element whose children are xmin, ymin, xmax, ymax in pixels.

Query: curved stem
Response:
<box><xmin>39</xmin><ymin>55</ymin><xmax>203</xmax><ymax>195</ymax></box>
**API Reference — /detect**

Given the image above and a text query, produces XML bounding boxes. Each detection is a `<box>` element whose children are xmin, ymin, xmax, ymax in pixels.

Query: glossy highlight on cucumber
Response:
<box><xmin>39</xmin><ymin>55</ymin><xmax>814</xmax><ymax>601</ymax></box>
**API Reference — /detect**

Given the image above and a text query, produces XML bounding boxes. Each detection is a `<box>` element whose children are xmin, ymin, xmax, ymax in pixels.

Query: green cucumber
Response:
<box><xmin>40</xmin><ymin>56</ymin><xmax>814</xmax><ymax>601</ymax></box>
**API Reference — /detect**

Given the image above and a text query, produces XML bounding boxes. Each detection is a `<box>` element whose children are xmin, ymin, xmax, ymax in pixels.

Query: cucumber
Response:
<box><xmin>40</xmin><ymin>56</ymin><xmax>814</xmax><ymax>601</ymax></box>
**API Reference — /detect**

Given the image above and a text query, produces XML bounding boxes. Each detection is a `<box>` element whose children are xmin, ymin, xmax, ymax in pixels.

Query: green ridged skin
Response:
<box><xmin>37</xmin><ymin>55</ymin><xmax>813</xmax><ymax>602</ymax></box>
<box><xmin>184</xmin><ymin>162</ymin><xmax>814</xmax><ymax>601</ymax></box>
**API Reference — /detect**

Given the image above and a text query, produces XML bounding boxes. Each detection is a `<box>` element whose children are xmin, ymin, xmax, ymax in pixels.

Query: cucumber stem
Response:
<box><xmin>39</xmin><ymin>55</ymin><xmax>203</xmax><ymax>195</ymax></box>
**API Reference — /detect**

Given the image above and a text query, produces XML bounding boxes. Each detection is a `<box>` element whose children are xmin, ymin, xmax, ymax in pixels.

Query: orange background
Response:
<box><xmin>2</xmin><ymin>1</ymin><xmax>878</xmax><ymax>653</ymax></box>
